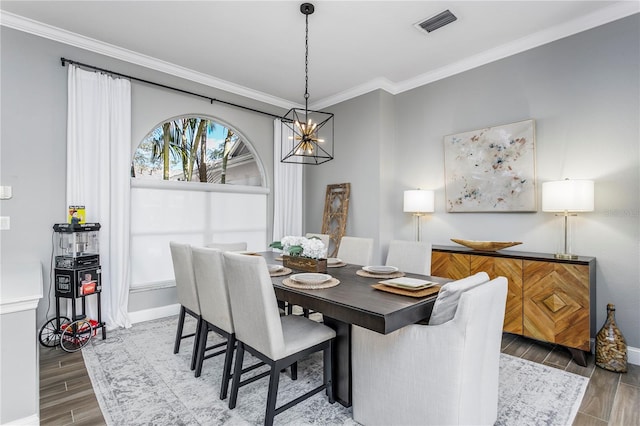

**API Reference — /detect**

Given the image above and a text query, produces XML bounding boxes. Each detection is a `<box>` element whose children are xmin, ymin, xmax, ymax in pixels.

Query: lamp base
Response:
<box><xmin>554</xmin><ymin>253</ymin><xmax>579</xmax><ymax>260</ymax></box>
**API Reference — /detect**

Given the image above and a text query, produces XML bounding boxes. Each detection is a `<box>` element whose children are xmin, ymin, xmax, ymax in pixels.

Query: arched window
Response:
<box><xmin>132</xmin><ymin>115</ymin><xmax>264</xmax><ymax>186</ymax></box>
<box><xmin>129</xmin><ymin>115</ymin><xmax>268</xmax><ymax>291</ymax></box>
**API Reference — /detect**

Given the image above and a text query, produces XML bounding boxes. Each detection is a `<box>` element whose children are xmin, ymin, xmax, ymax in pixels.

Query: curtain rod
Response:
<box><xmin>60</xmin><ymin>57</ymin><xmax>285</xmax><ymax>119</ymax></box>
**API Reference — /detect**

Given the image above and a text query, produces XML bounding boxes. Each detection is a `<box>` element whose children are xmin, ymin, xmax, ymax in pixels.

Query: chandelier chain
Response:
<box><xmin>304</xmin><ymin>12</ymin><xmax>309</xmax><ymax>113</ymax></box>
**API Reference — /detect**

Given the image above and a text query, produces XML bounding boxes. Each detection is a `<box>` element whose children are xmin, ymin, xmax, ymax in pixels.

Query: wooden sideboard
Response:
<box><xmin>431</xmin><ymin>245</ymin><xmax>596</xmax><ymax>366</ymax></box>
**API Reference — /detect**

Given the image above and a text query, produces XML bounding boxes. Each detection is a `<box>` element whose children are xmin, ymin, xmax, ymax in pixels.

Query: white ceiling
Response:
<box><xmin>1</xmin><ymin>1</ymin><xmax>638</xmax><ymax>109</ymax></box>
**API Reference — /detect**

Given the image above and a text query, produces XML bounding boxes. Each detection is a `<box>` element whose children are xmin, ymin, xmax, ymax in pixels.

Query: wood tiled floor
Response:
<box><xmin>501</xmin><ymin>333</ymin><xmax>640</xmax><ymax>426</ymax></box>
<box><xmin>40</xmin><ymin>333</ymin><xmax>639</xmax><ymax>425</ymax></box>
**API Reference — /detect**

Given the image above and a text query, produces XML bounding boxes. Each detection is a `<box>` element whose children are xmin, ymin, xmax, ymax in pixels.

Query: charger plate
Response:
<box><xmin>282</xmin><ymin>277</ymin><xmax>340</xmax><ymax>290</ymax></box>
<box><xmin>270</xmin><ymin>267</ymin><xmax>292</xmax><ymax>277</ymax></box>
<box><xmin>328</xmin><ymin>262</ymin><xmax>347</xmax><ymax>268</ymax></box>
<box><xmin>372</xmin><ymin>283</ymin><xmax>441</xmax><ymax>298</ymax></box>
<box><xmin>356</xmin><ymin>270</ymin><xmax>405</xmax><ymax>279</ymax></box>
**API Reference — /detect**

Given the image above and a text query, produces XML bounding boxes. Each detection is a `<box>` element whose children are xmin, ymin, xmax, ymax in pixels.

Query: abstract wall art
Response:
<box><xmin>444</xmin><ymin>119</ymin><xmax>536</xmax><ymax>212</ymax></box>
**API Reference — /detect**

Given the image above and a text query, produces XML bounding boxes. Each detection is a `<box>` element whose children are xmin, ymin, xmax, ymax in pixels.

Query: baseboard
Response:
<box><xmin>128</xmin><ymin>304</ymin><xmax>180</xmax><ymax>324</ymax></box>
<box><xmin>628</xmin><ymin>345</ymin><xmax>640</xmax><ymax>366</ymax></box>
<box><xmin>4</xmin><ymin>413</ymin><xmax>38</xmax><ymax>425</ymax></box>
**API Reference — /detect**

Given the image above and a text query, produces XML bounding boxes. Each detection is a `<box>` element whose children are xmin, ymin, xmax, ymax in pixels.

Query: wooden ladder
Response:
<box><xmin>321</xmin><ymin>183</ymin><xmax>350</xmax><ymax>258</ymax></box>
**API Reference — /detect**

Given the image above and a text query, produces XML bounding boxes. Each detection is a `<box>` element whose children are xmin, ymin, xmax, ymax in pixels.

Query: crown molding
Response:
<box><xmin>0</xmin><ymin>11</ymin><xmax>297</xmax><ymax>110</ymax></box>
<box><xmin>2</xmin><ymin>2</ymin><xmax>638</xmax><ymax>110</ymax></box>
<box><xmin>310</xmin><ymin>77</ymin><xmax>396</xmax><ymax>110</ymax></box>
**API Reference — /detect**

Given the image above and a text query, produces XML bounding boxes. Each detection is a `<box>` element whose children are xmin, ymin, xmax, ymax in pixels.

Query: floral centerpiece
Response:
<box><xmin>270</xmin><ymin>235</ymin><xmax>328</xmax><ymax>272</ymax></box>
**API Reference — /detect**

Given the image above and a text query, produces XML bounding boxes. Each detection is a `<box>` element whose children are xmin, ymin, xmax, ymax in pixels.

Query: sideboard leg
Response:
<box><xmin>568</xmin><ymin>348</ymin><xmax>588</xmax><ymax>367</ymax></box>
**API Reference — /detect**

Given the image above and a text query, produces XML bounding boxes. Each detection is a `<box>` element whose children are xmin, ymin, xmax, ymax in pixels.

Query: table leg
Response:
<box><xmin>322</xmin><ymin>316</ymin><xmax>351</xmax><ymax>407</ymax></box>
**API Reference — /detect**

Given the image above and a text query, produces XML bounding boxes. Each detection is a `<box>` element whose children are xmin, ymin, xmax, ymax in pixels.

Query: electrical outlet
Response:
<box><xmin>0</xmin><ymin>216</ymin><xmax>10</xmax><ymax>230</ymax></box>
<box><xmin>0</xmin><ymin>186</ymin><xmax>12</xmax><ymax>200</ymax></box>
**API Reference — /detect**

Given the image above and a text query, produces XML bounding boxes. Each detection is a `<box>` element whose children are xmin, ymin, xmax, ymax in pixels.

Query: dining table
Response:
<box><xmin>260</xmin><ymin>251</ymin><xmax>451</xmax><ymax>407</ymax></box>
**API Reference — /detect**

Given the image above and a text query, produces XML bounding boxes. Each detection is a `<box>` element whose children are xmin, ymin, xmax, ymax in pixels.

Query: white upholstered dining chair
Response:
<box><xmin>222</xmin><ymin>252</ymin><xmax>336</xmax><ymax>426</ymax></box>
<box><xmin>352</xmin><ymin>274</ymin><xmax>506</xmax><ymax>426</ymax></box>
<box><xmin>385</xmin><ymin>240</ymin><xmax>432</xmax><ymax>275</ymax></box>
<box><xmin>191</xmin><ymin>247</ymin><xmax>236</xmax><ymax>394</ymax></box>
<box><xmin>337</xmin><ymin>236</ymin><xmax>374</xmax><ymax>266</ymax></box>
<box><xmin>169</xmin><ymin>241</ymin><xmax>201</xmax><ymax>371</ymax></box>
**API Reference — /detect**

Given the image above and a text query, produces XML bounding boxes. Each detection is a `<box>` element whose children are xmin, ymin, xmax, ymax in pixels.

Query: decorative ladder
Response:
<box><xmin>321</xmin><ymin>183</ymin><xmax>350</xmax><ymax>258</ymax></box>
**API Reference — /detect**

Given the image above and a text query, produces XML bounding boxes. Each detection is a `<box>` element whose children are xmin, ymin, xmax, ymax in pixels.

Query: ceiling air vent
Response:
<box><xmin>415</xmin><ymin>9</ymin><xmax>457</xmax><ymax>33</ymax></box>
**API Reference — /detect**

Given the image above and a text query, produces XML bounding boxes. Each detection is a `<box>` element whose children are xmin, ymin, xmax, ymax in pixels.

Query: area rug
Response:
<box><xmin>82</xmin><ymin>316</ymin><xmax>588</xmax><ymax>425</ymax></box>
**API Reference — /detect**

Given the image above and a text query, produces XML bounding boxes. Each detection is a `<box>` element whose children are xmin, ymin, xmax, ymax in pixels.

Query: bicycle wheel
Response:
<box><xmin>60</xmin><ymin>319</ymin><xmax>93</xmax><ymax>352</ymax></box>
<box><xmin>39</xmin><ymin>316</ymin><xmax>70</xmax><ymax>348</ymax></box>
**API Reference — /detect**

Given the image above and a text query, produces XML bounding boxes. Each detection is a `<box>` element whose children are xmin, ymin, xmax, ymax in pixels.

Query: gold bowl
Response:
<box><xmin>451</xmin><ymin>239</ymin><xmax>522</xmax><ymax>252</ymax></box>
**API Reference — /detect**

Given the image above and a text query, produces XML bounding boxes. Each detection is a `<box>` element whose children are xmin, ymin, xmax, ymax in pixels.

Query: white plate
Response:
<box><xmin>327</xmin><ymin>258</ymin><xmax>343</xmax><ymax>265</ymax></box>
<box><xmin>268</xmin><ymin>264</ymin><xmax>284</xmax><ymax>273</ymax></box>
<box><xmin>290</xmin><ymin>273</ymin><xmax>332</xmax><ymax>284</ymax></box>
<box><xmin>379</xmin><ymin>277</ymin><xmax>435</xmax><ymax>290</ymax></box>
<box><xmin>363</xmin><ymin>265</ymin><xmax>399</xmax><ymax>274</ymax></box>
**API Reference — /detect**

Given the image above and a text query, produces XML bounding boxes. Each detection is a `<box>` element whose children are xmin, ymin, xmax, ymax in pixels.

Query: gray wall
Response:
<box><xmin>305</xmin><ymin>15</ymin><xmax>640</xmax><ymax>347</ymax></box>
<box><xmin>0</xmin><ymin>27</ymin><xmax>283</xmax><ymax>326</ymax></box>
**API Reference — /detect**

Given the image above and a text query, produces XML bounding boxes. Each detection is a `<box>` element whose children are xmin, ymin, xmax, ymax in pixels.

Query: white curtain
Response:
<box><xmin>273</xmin><ymin>119</ymin><xmax>303</xmax><ymax>240</ymax></box>
<box><xmin>67</xmin><ymin>65</ymin><xmax>132</xmax><ymax>329</ymax></box>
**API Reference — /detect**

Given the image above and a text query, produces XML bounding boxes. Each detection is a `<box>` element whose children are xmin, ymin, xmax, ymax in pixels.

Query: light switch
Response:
<box><xmin>0</xmin><ymin>216</ymin><xmax>9</xmax><ymax>230</ymax></box>
<box><xmin>0</xmin><ymin>186</ymin><xmax>12</xmax><ymax>200</ymax></box>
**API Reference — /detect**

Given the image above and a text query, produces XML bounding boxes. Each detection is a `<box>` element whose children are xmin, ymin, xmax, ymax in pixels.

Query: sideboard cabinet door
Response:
<box><xmin>431</xmin><ymin>252</ymin><xmax>469</xmax><ymax>280</ymax></box>
<box><xmin>471</xmin><ymin>255</ymin><xmax>523</xmax><ymax>334</ymax></box>
<box><xmin>523</xmin><ymin>260</ymin><xmax>591</xmax><ymax>351</ymax></box>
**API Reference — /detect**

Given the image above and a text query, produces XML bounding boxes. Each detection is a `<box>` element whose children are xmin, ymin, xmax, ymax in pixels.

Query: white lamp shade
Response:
<box><xmin>404</xmin><ymin>190</ymin><xmax>435</xmax><ymax>213</ymax></box>
<box><xmin>542</xmin><ymin>180</ymin><xmax>594</xmax><ymax>212</ymax></box>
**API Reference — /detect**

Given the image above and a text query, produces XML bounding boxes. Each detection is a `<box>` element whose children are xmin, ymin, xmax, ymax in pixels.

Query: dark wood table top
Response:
<box><xmin>261</xmin><ymin>252</ymin><xmax>450</xmax><ymax>334</ymax></box>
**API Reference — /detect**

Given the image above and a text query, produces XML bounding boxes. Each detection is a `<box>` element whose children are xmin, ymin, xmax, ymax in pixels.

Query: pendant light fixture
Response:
<box><xmin>281</xmin><ymin>2</ymin><xmax>334</xmax><ymax>165</ymax></box>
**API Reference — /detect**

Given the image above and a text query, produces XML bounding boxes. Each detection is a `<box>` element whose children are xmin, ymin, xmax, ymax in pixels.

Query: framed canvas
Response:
<box><xmin>444</xmin><ymin>119</ymin><xmax>536</xmax><ymax>212</ymax></box>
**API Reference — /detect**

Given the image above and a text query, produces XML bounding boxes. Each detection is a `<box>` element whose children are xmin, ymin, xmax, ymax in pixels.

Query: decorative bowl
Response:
<box><xmin>451</xmin><ymin>239</ymin><xmax>522</xmax><ymax>252</ymax></box>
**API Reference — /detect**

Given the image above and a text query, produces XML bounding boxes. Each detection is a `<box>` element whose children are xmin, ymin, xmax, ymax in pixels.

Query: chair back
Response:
<box><xmin>337</xmin><ymin>236</ymin><xmax>374</xmax><ymax>266</ymax></box>
<box><xmin>305</xmin><ymin>233</ymin><xmax>330</xmax><ymax>253</ymax></box>
<box><xmin>351</xmin><ymin>276</ymin><xmax>507</xmax><ymax>426</ymax></box>
<box><xmin>192</xmin><ymin>247</ymin><xmax>234</xmax><ymax>334</ymax></box>
<box><xmin>222</xmin><ymin>252</ymin><xmax>285</xmax><ymax>359</ymax></box>
<box><xmin>169</xmin><ymin>241</ymin><xmax>200</xmax><ymax>314</ymax></box>
<box><xmin>205</xmin><ymin>242</ymin><xmax>247</xmax><ymax>251</ymax></box>
<box><xmin>429</xmin><ymin>271</ymin><xmax>489</xmax><ymax>325</ymax></box>
<box><xmin>385</xmin><ymin>240</ymin><xmax>432</xmax><ymax>275</ymax></box>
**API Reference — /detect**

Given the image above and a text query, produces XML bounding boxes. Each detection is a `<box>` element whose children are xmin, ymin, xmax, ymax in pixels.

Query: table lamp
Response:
<box><xmin>403</xmin><ymin>189</ymin><xmax>434</xmax><ymax>242</ymax></box>
<box><xmin>542</xmin><ymin>179</ymin><xmax>594</xmax><ymax>259</ymax></box>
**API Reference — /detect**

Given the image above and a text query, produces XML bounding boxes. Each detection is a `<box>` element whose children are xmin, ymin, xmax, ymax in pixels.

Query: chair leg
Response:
<box><xmin>220</xmin><ymin>333</ymin><xmax>236</xmax><ymax>400</ymax></box>
<box><xmin>190</xmin><ymin>315</ymin><xmax>202</xmax><ymax>371</ymax></box>
<box><xmin>324</xmin><ymin>341</ymin><xmax>335</xmax><ymax>404</ymax></box>
<box><xmin>194</xmin><ymin>319</ymin><xmax>208</xmax><ymax>378</ymax></box>
<box><xmin>291</xmin><ymin>362</ymin><xmax>298</xmax><ymax>380</ymax></box>
<box><xmin>265</xmin><ymin>362</ymin><xmax>282</xmax><ymax>426</ymax></box>
<box><xmin>229</xmin><ymin>341</ymin><xmax>245</xmax><ymax>409</ymax></box>
<box><xmin>173</xmin><ymin>306</ymin><xmax>186</xmax><ymax>354</ymax></box>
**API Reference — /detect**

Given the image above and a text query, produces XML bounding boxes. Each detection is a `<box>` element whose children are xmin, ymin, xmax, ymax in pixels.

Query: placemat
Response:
<box><xmin>269</xmin><ymin>267</ymin><xmax>292</xmax><ymax>277</ymax></box>
<box><xmin>371</xmin><ymin>283</ymin><xmax>441</xmax><ymax>298</ymax></box>
<box><xmin>282</xmin><ymin>277</ymin><xmax>340</xmax><ymax>290</ymax></box>
<box><xmin>327</xmin><ymin>262</ymin><xmax>347</xmax><ymax>268</ymax></box>
<box><xmin>356</xmin><ymin>270</ymin><xmax>405</xmax><ymax>279</ymax></box>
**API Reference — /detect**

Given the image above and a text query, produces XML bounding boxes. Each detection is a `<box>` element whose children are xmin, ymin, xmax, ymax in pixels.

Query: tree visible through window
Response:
<box><xmin>132</xmin><ymin>116</ymin><xmax>262</xmax><ymax>186</ymax></box>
